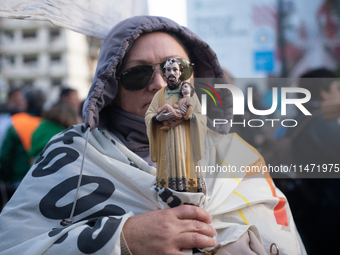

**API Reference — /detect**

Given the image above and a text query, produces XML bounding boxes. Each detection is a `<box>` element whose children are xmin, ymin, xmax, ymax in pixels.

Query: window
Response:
<box><xmin>49</xmin><ymin>29</ymin><xmax>61</xmax><ymax>41</ymax></box>
<box><xmin>22</xmin><ymin>30</ymin><xmax>37</xmax><ymax>39</ymax></box>
<box><xmin>51</xmin><ymin>78</ymin><xmax>62</xmax><ymax>86</ymax></box>
<box><xmin>23</xmin><ymin>55</ymin><xmax>38</xmax><ymax>66</ymax></box>
<box><xmin>50</xmin><ymin>53</ymin><xmax>62</xmax><ymax>63</ymax></box>
<box><xmin>3</xmin><ymin>30</ymin><xmax>14</xmax><ymax>40</ymax></box>
<box><xmin>8</xmin><ymin>80</ymin><xmax>16</xmax><ymax>87</ymax></box>
<box><xmin>6</xmin><ymin>55</ymin><xmax>15</xmax><ymax>65</ymax></box>
<box><xmin>22</xmin><ymin>79</ymin><xmax>34</xmax><ymax>87</ymax></box>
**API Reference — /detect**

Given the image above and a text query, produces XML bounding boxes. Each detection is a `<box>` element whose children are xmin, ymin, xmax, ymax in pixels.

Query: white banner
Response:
<box><xmin>0</xmin><ymin>0</ymin><xmax>148</xmax><ymax>39</ymax></box>
<box><xmin>0</xmin><ymin>125</ymin><xmax>305</xmax><ymax>254</ymax></box>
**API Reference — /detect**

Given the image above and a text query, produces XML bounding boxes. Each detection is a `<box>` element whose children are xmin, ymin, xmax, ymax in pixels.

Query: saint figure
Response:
<box><xmin>145</xmin><ymin>58</ymin><xmax>207</xmax><ymax>192</ymax></box>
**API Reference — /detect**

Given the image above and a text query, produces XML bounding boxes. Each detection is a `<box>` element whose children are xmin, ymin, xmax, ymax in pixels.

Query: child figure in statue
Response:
<box><xmin>145</xmin><ymin>58</ymin><xmax>207</xmax><ymax>193</ymax></box>
<box><xmin>160</xmin><ymin>81</ymin><xmax>195</xmax><ymax>130</ymax></box>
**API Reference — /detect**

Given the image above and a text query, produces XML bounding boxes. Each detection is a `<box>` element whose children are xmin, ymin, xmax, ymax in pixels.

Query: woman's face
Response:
<box><xmin>115</xmin><ymin>32</ymin><xmax>190</xmax><ymax>117</ymax></box>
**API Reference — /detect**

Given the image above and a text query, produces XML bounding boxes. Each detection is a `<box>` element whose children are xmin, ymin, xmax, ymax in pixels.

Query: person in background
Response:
<box><xmin>1</xmin><ymin>100</ymin><xmax>78</xmax><ymax>210</ymax></box>
<box><xmin>276</xmin><ymin>68</ymin><xmax>340</xmax><ymax>255</ymax></box>
<box><xmin>28</xmin><ymin>103</ymin><xmax>79</xmax><ymax>160</ymax></box>
<box><xmin>59</xmin><ymin>88</ymin><xmax>81</xmax><ymax>112</ymax></box>
<box><xmin>59</xmin><ymin>87</ymin><xmax>82</xmax><ymax>123</ymax></box>
<box><xmin>0</xmin><ymin>88</ymin><xmax>45</xmax><ymax>191</ymax></box>
<box><xmin>0</xmin><ymin>87</ymin><xmax>27</xmax><ymax>210</ymax></box>
<box><xmin>292</xmin><ymin>68</ymin><xmax>340</xmax><ymax>165</ymax></box>
<box><xmin>0</xmin><ymin>88</ymin><xmax>27</xmax><ymax>150</ymax></box>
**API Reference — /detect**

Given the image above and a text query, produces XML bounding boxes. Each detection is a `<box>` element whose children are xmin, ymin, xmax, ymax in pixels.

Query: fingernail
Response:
<box><xmin>214</xmin><ymin>229</ymin><xmax>217</xmax><ymax>236</ymax></box>
<box><xmin>214</xmin><ymin>240</ymin><xmax>218</xmax><ymax>246</ymax></box>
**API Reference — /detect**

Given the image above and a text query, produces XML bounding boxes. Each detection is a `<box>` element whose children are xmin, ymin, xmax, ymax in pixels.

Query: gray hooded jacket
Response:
<box><xmin>83</xmin><ymin>16</ymin><xmax>233</xmax><ymax>135</ymax></box>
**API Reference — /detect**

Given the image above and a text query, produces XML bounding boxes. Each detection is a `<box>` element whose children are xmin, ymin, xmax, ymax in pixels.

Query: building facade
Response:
<box><xmin>0</xmin><ymin>18</ymin><xmax>98</xmax><ymax>103</ymax></box>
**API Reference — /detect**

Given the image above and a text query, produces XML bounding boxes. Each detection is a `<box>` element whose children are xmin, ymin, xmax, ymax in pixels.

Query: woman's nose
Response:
<box><xmin>148</xmin><ymin>68</ymin><xmax>166</xmax><ymax>91</ymax></box>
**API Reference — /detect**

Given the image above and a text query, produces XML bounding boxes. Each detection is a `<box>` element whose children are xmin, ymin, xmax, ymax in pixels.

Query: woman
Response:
<box><xmin>0</xmin><ymin>16</ymin><xmax>305</xmax><ymax>255</ymax></box>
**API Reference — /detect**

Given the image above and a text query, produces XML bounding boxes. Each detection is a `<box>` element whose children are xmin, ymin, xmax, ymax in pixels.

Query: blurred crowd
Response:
<box><xmin>0</xmin><ymin>87</ymin><xmax>83</xmax><ymax>209</ymax></box>
<box><xmin>230</xmin><ymin>67</ymin><xmax>340</xmax><ymax>255</ymax></box>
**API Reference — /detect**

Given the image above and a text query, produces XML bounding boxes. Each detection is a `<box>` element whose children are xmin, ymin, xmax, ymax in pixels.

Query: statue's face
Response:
<box><xmin>181</xmin><ymin>83</ymin><xmax>191</xmax><ymax>97</ymax></box>
<box><xmin>165</xmin><ymin>61</ymin><xmax>181</xmax><ymax>86</ymax></box>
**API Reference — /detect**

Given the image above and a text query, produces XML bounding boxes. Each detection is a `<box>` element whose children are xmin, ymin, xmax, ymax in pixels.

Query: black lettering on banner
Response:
<box><xmin>35</xmin><ymin>131</ymin><xmax>81</xmax><ymax>164</ymax></box>
<box><xmin>47</xmin><ymin>203</ymin><xmax>126</xmax><ymax>245</ymax></box>
<box><xmin>49</xmin><ymin>227</ymin><xmax>64</xmax><ymax>236</ymax></box>
<box><xmin>77</xmin><ymin>217</ymin><xmax>122</xmax><ymax>254</ymax></box>
<box><xmin>32</xmin><ymin>147</ymin><xmax>79</xmax><ymax>177</ymax></box>
<box><xmin>48</xmin><ymin>227</ymin><xmax>69</xmax><ymax>244</ymax></box>
<box><xmin>39</xmin><ymin>175</ymin><xmax>115</xmax><ymax>219</ymax></box>
<box><xmin>158</xmin><ymin>188</ymin><xmax>182</xmax><ymax>208</ymax></box>
<box><xmin>82</xmin><ymin>204</ymin><xmax>126</xmax><ymax>221</ymax></box>
<box><xmin>81</xmin><ymin>125</ymin><xmax>87</xmax><ymax>133</ymax></box>
<box><xmin>127</xmin><ymin>158</ymin><xmax>139</xmax><ymax>169</ymax></box>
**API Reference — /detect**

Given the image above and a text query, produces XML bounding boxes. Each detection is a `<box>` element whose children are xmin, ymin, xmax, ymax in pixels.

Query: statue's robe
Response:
<box><xmin>145</xmin><ymin>86</ymin><xmax>207</xmax><ymax>192</ymax></box>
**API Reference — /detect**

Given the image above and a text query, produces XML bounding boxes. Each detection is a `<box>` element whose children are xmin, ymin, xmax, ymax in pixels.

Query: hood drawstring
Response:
<box><xmin>60</xmin><ymin>126</ymin><xmax>91</xmax><ymax>226</ymax></box>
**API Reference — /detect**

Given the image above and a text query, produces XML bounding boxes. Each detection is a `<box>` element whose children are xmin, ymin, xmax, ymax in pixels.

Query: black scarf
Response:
<box><xmin>107</xmin><ymin>106</ymin><xmax>155</xmax><ymax>166</ymax></box>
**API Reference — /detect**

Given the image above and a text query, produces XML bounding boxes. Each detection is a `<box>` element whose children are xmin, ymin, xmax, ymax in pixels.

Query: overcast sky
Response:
<box><xmin>147</xmin><ymin>0</ymin><xmax>187</xmax><ymax>26</ymax></box>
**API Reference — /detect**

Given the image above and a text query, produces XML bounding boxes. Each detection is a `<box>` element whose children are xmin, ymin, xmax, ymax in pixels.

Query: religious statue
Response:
<box><xmin>145</xmin><ymin>58</ymin><xmax>207</xmax><ymax>193</ymax></box>
<box><xmin>160</xmin><ymin>81</ymin><xmax>194</xmax><ymax>131</ymax></box>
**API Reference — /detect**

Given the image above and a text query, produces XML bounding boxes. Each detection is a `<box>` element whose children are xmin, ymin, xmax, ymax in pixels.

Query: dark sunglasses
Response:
<box><xmin>117</xmin><ymin>58</ymin><xmax>194</xmax><ymax>91</ymax></box>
